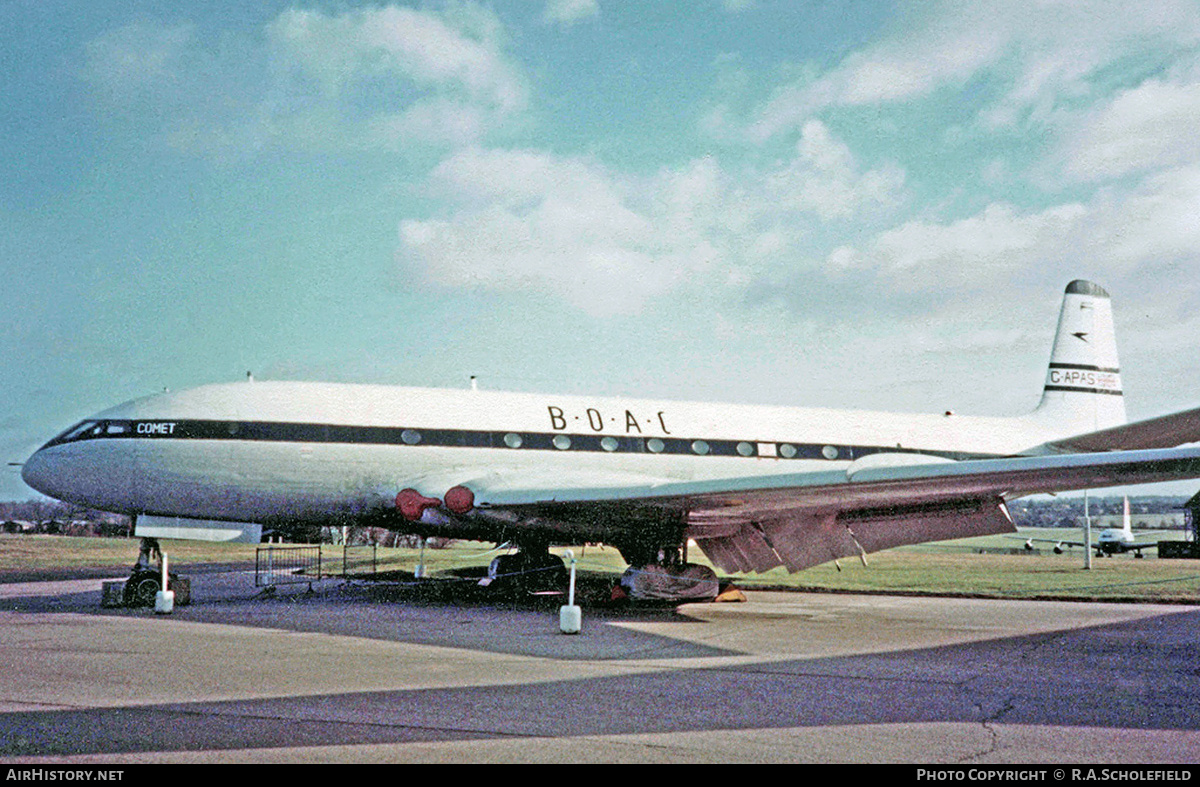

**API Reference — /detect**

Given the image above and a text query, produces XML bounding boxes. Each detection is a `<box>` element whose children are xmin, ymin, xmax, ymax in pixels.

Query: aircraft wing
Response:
<box><xmin>1042</xmin><ymin>406</ymin><xmax>1200</xmax><ymax>453</ymax></box>
<box><xmin>1010</xmin><ymin>532</ymin><xmax>1168</xmax><ymax>551</ymax></box>
<box><xmin>1009</xmin><ymin>535</ymin><xmax>1087</xmax><ymax>548</ymax></box>
<box><xmin>466</xmin><ymin>445</ymin><xmax>1200</xmax><ymax>574</ymax></box>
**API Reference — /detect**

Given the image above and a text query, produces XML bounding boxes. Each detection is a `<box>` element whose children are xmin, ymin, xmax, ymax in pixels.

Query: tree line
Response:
<box><xmin>2</xmin><ymin>494</ymin><xmax>1192</xmax><ymax>540</ymax></box>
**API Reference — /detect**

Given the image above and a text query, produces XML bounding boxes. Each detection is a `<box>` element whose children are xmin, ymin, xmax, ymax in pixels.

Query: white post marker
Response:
<box><xmin>155</xmin><ymin>550</ymin><xmax>174</xmax><ymax>614</ymax></box>
<box><xmin>559</xmin><ymin>549</ymin><xmax>581</xmax><ymax>634</ymax></box>
<box><xmin>1084</xmin><ymin>490</ymin><xmax>1093</xmax><ymax>571</ymax></box>
<box><xmin>415</xmin><ymin>537</ymin><xmax>427</xmax><ymax>579</ymax></box>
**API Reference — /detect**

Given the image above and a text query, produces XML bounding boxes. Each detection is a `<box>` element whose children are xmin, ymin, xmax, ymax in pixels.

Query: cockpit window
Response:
<box><xmin>60</xmin><ymin>421</ymin><xmax>96</xmax><ymax>442</ymax></box>
<box><xmin>44</xmin><ymin>420</ymin><xmax>136</xmax><ymax>447</ymax></box>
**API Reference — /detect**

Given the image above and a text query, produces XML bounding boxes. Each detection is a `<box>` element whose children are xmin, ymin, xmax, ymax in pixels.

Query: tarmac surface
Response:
<box><xmin>1</xmin><ymin>566</ymin><xmax>1198</xmax><ymax>764</ymax></box>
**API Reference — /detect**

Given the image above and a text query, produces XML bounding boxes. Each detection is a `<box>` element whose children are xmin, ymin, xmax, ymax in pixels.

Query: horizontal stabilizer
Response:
<box><xmin>1039</xmin><ymin>406</ymin><xmax>1200</xmax><ymax>453</ymax></box>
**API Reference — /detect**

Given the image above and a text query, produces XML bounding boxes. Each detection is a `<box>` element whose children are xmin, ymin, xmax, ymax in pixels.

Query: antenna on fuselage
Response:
<box><xmin>247</xmin><ymin>371</ymin><xmax>254</xmax><ymax>383</ymax></box>
<box><xmin>470</xmin><ymin>375</ymin><xmax>478</xmax><ymax>391</ymax></box>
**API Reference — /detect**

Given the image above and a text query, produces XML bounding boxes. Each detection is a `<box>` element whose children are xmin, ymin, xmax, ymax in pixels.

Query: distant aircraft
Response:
<box><xmin>21</xmin><ymin>281</ymin><xmax>1200</xmax><ymax>600</ymax></box>
<box><xmin>1020</xmin><ymin>497</ymin><xmax>1172</xmax><ymax>558</ymax></box>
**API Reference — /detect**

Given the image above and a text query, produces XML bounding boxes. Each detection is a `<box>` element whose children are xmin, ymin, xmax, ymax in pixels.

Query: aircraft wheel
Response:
<box><xmin>620</xmin><ymin>562</ymin><xmax>719</xmax><ymax>602</ymax></box>
<box><xmin>487</xmin><ymin>553</ymin><xmax>520</xmax><ymax>582</ymax></box>
<box><xmin>127</xmin><ymin>576</ymin><xmax>160</xmax><ymax>607</ymax></box>
<box><xmin>1135</xmin><ymin>552</ymin><xmax>1145</xmax><ymax>559</ymax></box>
<box><xmin>487</xmin><ymin>552</ymin><xmax>566</xmax><ymax>594</ymax></box>
<box><xmin>523</xmin><ymin>553</ymin><xmax>568</xmax><ymax>593</ymax></box>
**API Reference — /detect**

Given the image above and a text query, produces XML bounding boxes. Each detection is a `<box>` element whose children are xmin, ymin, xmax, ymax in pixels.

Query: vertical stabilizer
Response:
<box><xmin>1032</xmin><ymin>280</ymin><xmax>1126</xmax><ymax>434</ymax></box>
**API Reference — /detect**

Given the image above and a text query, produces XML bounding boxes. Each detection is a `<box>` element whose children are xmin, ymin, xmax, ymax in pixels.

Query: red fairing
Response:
<box><xmin>444</xmin><ymin>485</ymin><xmax>475</xmax><ymax>514</ymax></box>
<box><xmin>395</xmin><ymin>488</ymin><xmax>442</xmax><ymax>521</ymax></box>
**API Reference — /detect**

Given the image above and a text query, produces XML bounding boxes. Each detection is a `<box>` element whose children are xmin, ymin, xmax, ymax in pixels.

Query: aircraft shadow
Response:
<box><xmin>0</xmin><ymin>570</ymin><xmax>732</xmax><ymax>661</ymax></box>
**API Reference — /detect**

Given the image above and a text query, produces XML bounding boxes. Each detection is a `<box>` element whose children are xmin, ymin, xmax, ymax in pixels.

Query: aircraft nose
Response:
<box><xmin>21</xmin><ymin>447</ymin><xmax>59</xmax><ymax>498</ymax></box>
<box><xmin>20</xmin><ymin>426</ymin><xmax>139</xmax><ymax>512</ymax></box>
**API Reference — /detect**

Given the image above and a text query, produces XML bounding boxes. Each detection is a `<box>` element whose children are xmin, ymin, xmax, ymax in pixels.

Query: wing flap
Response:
<box><xmin>690</xmin><ymin>498</ymin><xmax>1015</xmax><ymax>575</ymax></box>
<box><xmin>698</xmin><ymin>527</ymin><xmax>782</xmax><ymax>574</ymax></box>
<box><xmin>842</xmin><ymin>498</ymin><xmax>1015</xmax><ymax>554</ymax></box>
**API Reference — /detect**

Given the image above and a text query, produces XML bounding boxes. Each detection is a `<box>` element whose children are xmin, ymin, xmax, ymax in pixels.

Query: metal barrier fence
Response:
<box><xmin>255</xmin><ymin>545</ymin><xmax>322</xmax><ymax>588</ymax></box>
<box><xmin>343</xmin><ymin>544</ymin><xmax>377</xmax><ymax>577</ymax></box>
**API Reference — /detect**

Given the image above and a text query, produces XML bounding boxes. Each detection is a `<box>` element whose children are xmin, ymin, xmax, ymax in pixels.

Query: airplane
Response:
<box><xmin>20</xmin><ymin>280</ymin><xmax>1200</xmax><ymax>601</ymax></box>
<box><xmin>1019</xmin><ymin>497</ymin><xmax>1172</xmax><ymax>558</ymax></box>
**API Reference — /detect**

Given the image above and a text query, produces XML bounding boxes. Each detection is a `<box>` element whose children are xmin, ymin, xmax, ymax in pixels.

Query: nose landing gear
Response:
<box><xmin>117</xmin><ymin>537</ymin><xmax>189</xmax><ymax>608</ymax></box>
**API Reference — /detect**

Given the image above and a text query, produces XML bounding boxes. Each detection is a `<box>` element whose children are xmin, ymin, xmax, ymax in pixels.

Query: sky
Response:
<box><xmin>3</xmin><ymin>0</ymin><xmax>1200</xmax><ymax>500</ymax></box>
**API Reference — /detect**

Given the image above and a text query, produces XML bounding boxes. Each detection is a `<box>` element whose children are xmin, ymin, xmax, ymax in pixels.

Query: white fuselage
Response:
<box><xmin>24</xmin><ymin>380</ymin><xmax>1068</xmax><ymax>526</ymax></box>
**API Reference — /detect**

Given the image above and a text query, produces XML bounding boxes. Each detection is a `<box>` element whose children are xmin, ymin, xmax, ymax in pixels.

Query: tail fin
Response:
<box><xmin>1031</xmin><ymin>280</ymin><xmax>1126</xmax><ymax>434</ymax></box>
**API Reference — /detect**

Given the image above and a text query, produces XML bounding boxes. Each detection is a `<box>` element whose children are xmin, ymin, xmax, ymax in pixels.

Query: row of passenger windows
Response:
<box><xmin>398</xmin><ymin>428</ymin><xmax>842</xmax><ymax>459</ymax></box>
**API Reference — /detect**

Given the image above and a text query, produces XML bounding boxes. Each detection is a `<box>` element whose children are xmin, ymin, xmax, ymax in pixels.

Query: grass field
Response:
<box><xmin>2</xmin><ymin>530</ymin><xmax>1198</xmax><ymax>603</ymax></box>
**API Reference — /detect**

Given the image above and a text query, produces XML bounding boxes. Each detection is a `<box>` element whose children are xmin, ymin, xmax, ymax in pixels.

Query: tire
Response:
<box><xmin>487</xmin><ymin>552</ymin><xmax>566</xmax><ymax>594</ymax></box>
<box><xmin>127</xmin><ymin>576</ymin><xmax>160</xmax><ymax>607</ymax></box>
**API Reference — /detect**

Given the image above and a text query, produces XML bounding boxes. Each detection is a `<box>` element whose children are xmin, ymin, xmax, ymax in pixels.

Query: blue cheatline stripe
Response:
<box><xmin>43</xmin><ymin>418</ymin><xmax>1003</xmax><ymax>462</ymax></box>
<box><xmin>1043</xmin><ymin>386</ymin><xmax>1124</xmax><ymax>396</ymax></box>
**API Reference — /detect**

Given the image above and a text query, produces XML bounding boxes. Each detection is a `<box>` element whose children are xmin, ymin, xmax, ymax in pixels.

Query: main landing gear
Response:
<box><xmin>485</xmin><ymin>546</ymin><xmax>568</xmax><ymax>594</ymax></box>
<box><xmin>615</xmin><ymin>544</ymin><xmax>721</xmax><ymax>602</ymax></box>
<box><xmin>473</xmin><ymin>540</ymin><xmax>734</xmax><ymax>604</ymax></box>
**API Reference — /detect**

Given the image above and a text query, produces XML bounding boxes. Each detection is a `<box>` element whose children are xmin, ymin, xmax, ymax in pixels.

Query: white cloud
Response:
<box><xmin>400</xmin><ymin>149</ymin><xmax>723</xmax><ymax>316</ymax></box>
<box><xmin>828</xmin><ymin>202</ymin><xmax>1088</xmax><ymax>293</ymax></box>
<box><xmin>398</xmin><ymin>122</ymin><xmax>907</xmax><ymax>315</ymax></box>
<box><xmin>823</xmin><ymin>163</ymin><xmax>1200</xmax><ymax>299</ymax></box>
<box><xmin>82</xmin><ymin>6</ymin><xmax>529</xmax><ymax>155</ymax></box>
<box><xmin>267</xmin><ymin>6</ymin><xmax>528</xmax><ymax>132</ymax></box>
<box><xmin>362</xmin><ymin>98</ymin><xmax>489</xmax><ymax>149</ymax></box>
<box><xmin>763</xmin><ymin>120</ymin><xmax>906</xmax><ymax>220</ymax></box>
<box><xmin>1083</xmin><ymin>166</ymin><xmax>1200</xmax><ymax>269</ymax></box>
<box><xmin>543</xmin><ymin>0</ymin><xmax>600</xmax><ymax>26</ymax></box>
<box><xmin>744</xmin><ymin>0</ymin><xmax>1200</xmax><ymax>142</ymax></box>
<box><xmin>747</xmin><ymin>4</ymin><xmax>1009</xmax><ymax>141</ymax></box>
<box><xmin>1056</xmin><ymin>75</ymin><xmax>1200</xmax><ymax>182</ymax></box>
<box><xmin>984</xmin><ymin>2</ymin><xmax>1200</xmax><ymax>131</ymax></box>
